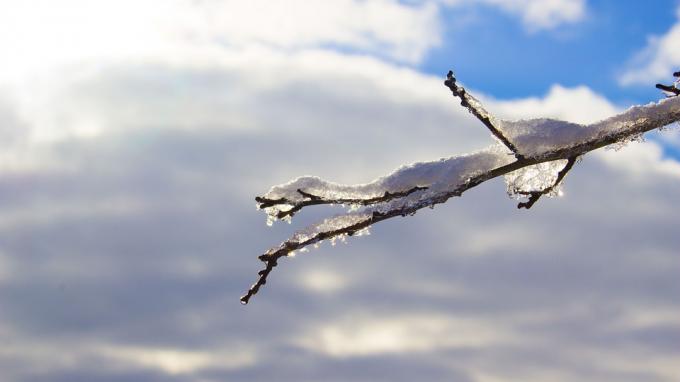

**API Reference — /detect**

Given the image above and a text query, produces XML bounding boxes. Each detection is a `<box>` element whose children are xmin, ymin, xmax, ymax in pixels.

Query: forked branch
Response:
<box><xmin>516</xmin><ymin>156</ymin><xmax>578</xmax><ymax>209</ymax></box>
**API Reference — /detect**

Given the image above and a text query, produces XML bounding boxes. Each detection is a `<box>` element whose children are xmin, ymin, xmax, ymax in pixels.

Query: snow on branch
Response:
<box><xmin>513</xmin><ymin>156</ymin><xmax>578</xmax><ymax>209</ymax></box>
<box><xmin>240</xmin><ymin>71</ymin><xmax>680</xmax><ymax>305</ymax></box>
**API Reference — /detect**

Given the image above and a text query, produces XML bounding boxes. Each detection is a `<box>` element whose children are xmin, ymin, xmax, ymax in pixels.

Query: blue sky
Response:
<box><xmin>0</xmin><ymin>1</ymin><xmax>679</xmax><ymax>381</ymax></box>
<box><xmin>422</xmin><ymin>0</ymin><xmax>677</xmax><ymax>102</ymax></box>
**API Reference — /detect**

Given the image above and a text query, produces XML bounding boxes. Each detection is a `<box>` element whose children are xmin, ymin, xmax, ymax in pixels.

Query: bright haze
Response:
<box><xmin>0</xmin><ymin>1</ymin><xmax>679</xmax><ymax>381</ymax></box>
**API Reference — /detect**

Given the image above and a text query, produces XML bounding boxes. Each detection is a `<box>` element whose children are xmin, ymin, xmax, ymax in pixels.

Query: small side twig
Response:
<box><xmin>517</xmin><ymin>156</ymin><xmax>578</xmax><ymax>209</ymax></box>
<box><xmin>256</xmin><ymin>186</ymin><xmax>428</xmax><ymax>219</ymax></box>
<box><xmin>656</xmin><ymin>72</ymin><xmax>680</xmax><ymax>97</ymax></box>
<box><xmin>445</xmin><ymin>70</ymin><xmax>524</xmax><ymax>159</ymax></box>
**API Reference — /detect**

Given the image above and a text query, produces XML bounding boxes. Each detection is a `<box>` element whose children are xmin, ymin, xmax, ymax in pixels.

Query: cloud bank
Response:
<box><xmin>0</xmin><ymin>1</ymin><xmax>678</xmax><ymax>381</ymax></box>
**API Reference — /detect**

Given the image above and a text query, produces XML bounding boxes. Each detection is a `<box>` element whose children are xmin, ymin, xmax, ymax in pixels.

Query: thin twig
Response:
<box><xmin>444</xmin><ymin>70</ymin><xmax>524</xmax><ymax>159</ymax></box>
<box><xmin>656</xmin><ymin>73</ymin><xmax>680</xmax><ymax>97</ymax></box>
<box><xmin>656</xmin><ymin>83</ymin><xmax>680</xmax><ymax>97</ymax></box>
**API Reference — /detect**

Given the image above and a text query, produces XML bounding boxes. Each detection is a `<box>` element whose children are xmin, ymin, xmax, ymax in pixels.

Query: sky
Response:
<box><xmin>0</xmin><ymin>1</ymin><xmax>679</xmax><ymax>381</ymax></box>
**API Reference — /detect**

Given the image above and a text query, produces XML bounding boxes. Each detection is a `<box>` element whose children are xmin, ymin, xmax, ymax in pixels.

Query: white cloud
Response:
<box><xmin>297</xmin><ymin>268</ymin><xmax>348</xmax><ymax>294</ymax></box>
<box><xmin>0</xmin><ymin>2</ymin><xmax>679</xmax><ymax>381</ymax></box>
<box><xmin>438</xmin><ymin>0</ymin><xmax>587</xmax><ymax>31</ymax></box>
<box><xmin>485</xmin><ymin>84</ymin><xmax>620</xmax><ymax>124</ymax></box>
<box><xmin>99</xmin><ymin>345</ymin><xmax>256</xmax><ymax>375</ymax></box>
<box><xmin>483</xmin><ymin>0</ymin><xmax>586</xmax><ymax>31</ymax></box>
<box><xmin>0</xmin><ymin>0</ymin><xmax>441</xmax><ymax>81</ymax></box>
<box><xmin>0</xmin><ymin>0</ymin><xmax>444</xmax><ymax>148</ymax></box>
<box><xmin>192</xmin><ymin>0</ymin><xmax>442</xmax><ymax>64</ymax></box>
<box><xmin>619</xmin><ymin>5</ymin><xmax>680</xmax><ymax>85</ymax></box>
<box><xmin>297</xmin><ymin>313</ymin><xmax>513</xmax><ymax>357</ymax></box>
<box><xmin>595</xmin><ymin>142</ymin><xmax>680</xmax><ymax>179</ymax></box>
<box><xmin>0</xmin><ymin>338</ymin><xmax>256</xmax><ymax>378</ymax></box>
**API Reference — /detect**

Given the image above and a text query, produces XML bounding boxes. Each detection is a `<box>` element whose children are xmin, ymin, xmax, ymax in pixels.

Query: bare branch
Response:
<box><xmin>444</xmin><ymin>70</ymin><xmax>524</xmax><ymax>159</ymax></box>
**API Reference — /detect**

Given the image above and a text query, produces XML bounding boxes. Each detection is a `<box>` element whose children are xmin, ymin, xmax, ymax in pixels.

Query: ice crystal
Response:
<box><xmin>291</xmin><ymin>213</ymin><xmax>370</xmax><ymax>244</ymax></box>
<box><xmin>504</xmin><ymin>159</ymin><xmax>568</xmax><ymax>199</ymax></box>
<box><xmin>606</xmin><ymin>132</ymin><xmax>645</xmax><ymax>151</ymax></box>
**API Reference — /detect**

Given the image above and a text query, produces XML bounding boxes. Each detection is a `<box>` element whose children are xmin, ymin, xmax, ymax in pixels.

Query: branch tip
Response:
<box><xmin>443</xmin><ymin>69</ymin><xmax>523</xmax><ymax>159</ymax></box>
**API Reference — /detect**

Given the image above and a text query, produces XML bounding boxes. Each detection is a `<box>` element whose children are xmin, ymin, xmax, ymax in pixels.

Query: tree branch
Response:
<box><xmin>256</xmin><ymin>186</ymin><xmax>428</xmax><ymax>219</ymax></box>
<box><xmin>241</xmin><ymin>71</ymin><xmax>680</xmax><ymax>305</ymax></box>
<box><xmin>444</xmin><ymin>70</ymin><xmax>524</xmax><ymax>159</ymax></box>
